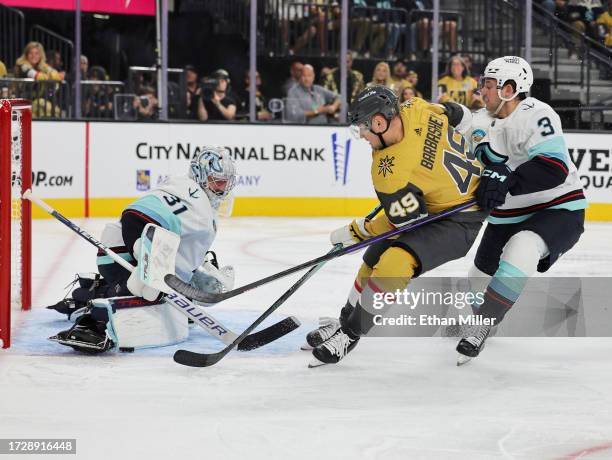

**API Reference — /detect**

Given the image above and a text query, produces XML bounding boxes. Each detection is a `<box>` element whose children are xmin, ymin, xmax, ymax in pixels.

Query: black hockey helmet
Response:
<box><xmin>348</xmin><ymin>85</ymin><xmax>399</xmax><ymax>129</ymax></box>
<box><xmin>348</xmin><ymin>85</ymin><xmax>399</xmax><ymax>147</ymax></box>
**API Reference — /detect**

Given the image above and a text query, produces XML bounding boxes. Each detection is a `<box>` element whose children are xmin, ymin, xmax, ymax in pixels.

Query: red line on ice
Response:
<box><xmin>556</xmin><ymin>442</ymin><xmax>612</xmax><ymax>460</ymax></box>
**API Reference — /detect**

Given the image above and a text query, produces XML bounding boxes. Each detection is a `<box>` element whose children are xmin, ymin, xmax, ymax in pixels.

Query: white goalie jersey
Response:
<box><xmin>125</xmin><ymin>175</ymin><xmax>217</xmax><ymax>281</ymax></box>
<box><xmin>467</xmin><ymin>98</ymin><xmax>587</xmax><ymax>224</ymax></box>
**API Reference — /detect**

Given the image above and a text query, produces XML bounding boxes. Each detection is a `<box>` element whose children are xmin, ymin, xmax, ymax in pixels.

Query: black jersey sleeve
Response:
<box><xmin>120</xmin><ymin>209</ymin><xmax>162</xmax><ymax>257</ymax></box>
<box><xmin>376</xmin><ymin>182</ymin><xmax>428</xmax><ymax>227</ymax></box>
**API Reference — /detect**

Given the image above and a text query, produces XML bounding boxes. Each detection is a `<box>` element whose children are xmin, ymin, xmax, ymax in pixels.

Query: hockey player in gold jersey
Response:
<box><xmin>308</xmin><ymin>85</ymin><xmax>486</xmax><ymax>367</ymax></box>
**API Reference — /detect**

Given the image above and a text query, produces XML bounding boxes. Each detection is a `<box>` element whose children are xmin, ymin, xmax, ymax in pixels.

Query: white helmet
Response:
<box><xmin>483</xmin><ymin>56</ymin><xmax>533</xmax><ymax>98</ymax></box>
<box><xmin>190</xmin><ymin>147</ymin><xmax>237</xmax><ymax>207</ymax></box>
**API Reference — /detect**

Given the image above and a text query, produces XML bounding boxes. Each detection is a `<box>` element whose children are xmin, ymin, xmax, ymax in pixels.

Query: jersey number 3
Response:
<box><xmin>442</xmin><ymin>128</ymin><xmax>481</xmax><ymax>195</ymax></box>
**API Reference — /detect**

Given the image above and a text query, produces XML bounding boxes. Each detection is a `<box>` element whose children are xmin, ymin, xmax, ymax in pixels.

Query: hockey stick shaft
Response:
<box><xmin>166</xmin><ymin>200</ymin><xmax>477</xmax><ymax>304</ymax></box>
<box><xmin>23</xmin><ymin>189</ymin><xmax>296</xmax><ymax>347</ymax></box>
<box><xmin>174</xmin><ymin>249</ymin><xmax>334</xmax><ymax>366</ymax></box>
<box><xmin>173</xmin><ymin>205</ymin><xmax>384</xmax><ymax>366</ymax></box>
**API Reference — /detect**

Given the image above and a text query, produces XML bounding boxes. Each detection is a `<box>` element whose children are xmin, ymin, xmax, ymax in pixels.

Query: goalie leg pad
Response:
<box><xmin>91</xmin><ymin>296</ymin><xmax>190</xmax><ymax>350</ymax></box>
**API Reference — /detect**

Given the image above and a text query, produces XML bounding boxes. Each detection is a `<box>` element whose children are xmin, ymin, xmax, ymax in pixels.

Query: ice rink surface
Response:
<box><xmin>2</xmin><ymin>217</ymin><xmax>612</xmax><ymax>460</ymax></box>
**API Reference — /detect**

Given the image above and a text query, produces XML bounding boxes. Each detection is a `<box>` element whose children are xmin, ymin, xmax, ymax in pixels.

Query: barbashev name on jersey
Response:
<box><xmin>373</xmin><ymin>314</ymin><xmax>497</xmax><ymax>327</ymax></box>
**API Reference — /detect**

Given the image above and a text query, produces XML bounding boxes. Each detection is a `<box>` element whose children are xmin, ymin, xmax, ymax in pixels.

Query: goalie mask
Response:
<box><xmin>190</xmin><ymin>147</ymin><xmax>237</xmax><ymax>207</ymax></box>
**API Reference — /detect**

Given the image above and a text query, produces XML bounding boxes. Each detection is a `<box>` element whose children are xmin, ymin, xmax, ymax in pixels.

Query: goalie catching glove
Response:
<box><xmin>190</xmin><ymin>251</ymin><xmax>235</xmax><ymax>306</ymax></box>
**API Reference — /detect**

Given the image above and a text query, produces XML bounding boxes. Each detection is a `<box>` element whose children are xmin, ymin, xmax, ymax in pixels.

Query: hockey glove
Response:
<box><xmin>476</xmin><ymin>163</ymin><xmax>515</xmax><ymax>211</ymax></box>
<box><xmin>330</xmin><ymin>218</ymin><xmax>371</xmax><ymax>248</ymax></box>
<box><xmin>190</xmin><ymin>251</ymin><xmax>235</xmax><ymax>301</ymax></box>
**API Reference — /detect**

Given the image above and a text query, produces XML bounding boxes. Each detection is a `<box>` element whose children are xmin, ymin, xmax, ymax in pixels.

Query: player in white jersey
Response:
<box><xmin>457</xmin><ymin>56</ymin><xmax>587</xmax><ymax>363</ymax></box>
<box><xmin>48</xmin><ymin>147</ymin><xmax>238</xmax><ymax>353</ymax></box>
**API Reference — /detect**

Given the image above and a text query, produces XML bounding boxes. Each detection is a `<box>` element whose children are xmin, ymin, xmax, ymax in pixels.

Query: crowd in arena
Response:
<box><xmin>0</xmin><ymin>0</ymin><xmax>611</xmax><ymax>122</ymax></box>
<box><xmin>543</xmin><ymin>0</ymin><xmax>612</xmax><ymax>57</ymax></box>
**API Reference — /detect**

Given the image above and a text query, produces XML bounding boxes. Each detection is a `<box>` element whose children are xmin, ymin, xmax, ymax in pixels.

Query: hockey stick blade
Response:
<box><xmin>165</xmin><ymin>200</ymin><xmax>477</xmax><ymax>304</ymax></box>
<box><xmin>236</xmin><ymin>316</ymin><xmax>301</xmax><ymax>351</ymax></box>
<box><xmin>172</xmin><ymin>250</ymin><xmax>333</xmax><ymax>367</ymax></box>
<box><xmin>175</xmin><ymin>316</ymin><xmax>300</xmax><ymax>367</ymax></box>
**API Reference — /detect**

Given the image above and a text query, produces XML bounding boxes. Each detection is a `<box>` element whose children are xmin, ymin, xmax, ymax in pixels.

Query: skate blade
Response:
<box><xmin>300</xmin><ymin>343</ymin><xmax>313</xmax><ymax>351</ymax></box>
<box><xmin>48</xmin><ymin>335</ymin><xmax>102</xmax><ymax>351</ymax></box>
<box><xmin>456</xmin><ymin>354</ymin><xmax>473</xmax><ymax>366</ymax></box>
<box><xmin>308</xmin><ymin>357</ymin><xmax>328</xmax><ymax>368</ymax></box>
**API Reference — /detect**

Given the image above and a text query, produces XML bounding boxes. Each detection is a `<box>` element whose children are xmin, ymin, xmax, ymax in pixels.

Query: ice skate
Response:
<box><xmin>309</xmin><ymin>328</ymin><xmax>359</xmax><ymax>368</ymax></box>
<box><xmin>300</xmin><ymin>317</ymin><xmax>340</xmax><ymax>350</ymax></box>
<box><xmin>456</xmin><ymin>324</ymin><xmax>491</xmax><ymax>366</ymax></box>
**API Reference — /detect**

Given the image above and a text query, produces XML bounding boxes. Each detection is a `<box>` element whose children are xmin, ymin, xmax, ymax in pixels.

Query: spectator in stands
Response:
<box><xmin>201</xmin><ymin>70</ymin><xmax>237</xmax><ymax>122</ymax></box>
<box><xmin>325</xmin><ymin>2</ymin><xmax>343</xmax><ymax>56</ymax></box>
<box><xmin>412</xmin><ymin>0</ymin><xmax>458</xmax><ymax>56</ymax></box>
<box><xmin>567</xmin><ymin>0</ymin><xmax>604</xmax><ymax>58</ymax></box>
<box><xmin>437</xmin><ymin>55</ymin><xmax>481</xmax><ymax>109</ymax></box>
<box><xmin>83</xmin><ymin>66</ymin><xmax>113</xmax><ymax>118</ymax></box>
<box><xmin>319</xmin><ymin>66</ymin><xmax>333</xmax><ymax>85</ymax></box>
<box><xmin>351</xmin><ymin>0</ymin><xmax>371</xmax><ymax>57</ymax></box>
<box><xmin>287</xmin><ymin>64</ymin><xmax>340</xmax><ymax>124</ymax></box>
<box><xmin>283</xmin><ymin>60</ymin><xmax>304</xmax><ymax>96</ymax></box>
<box><xmin>399</xmin><ymin>85</ymin><xmax>416</xmax><ymax>102</ymax></box>
<box><xmin>47</xmin><ymin>50</ymin><xmax>64</xmax><ymax>73</ymax></box>
<box><xmin>539</xmin><ymin>0</ymin><xmax>558</xmax><ymax>15</ymax></box>
<box><xmin>184</xmin><ymin>65</ymin><xmax>202</xmax><ymax>120</ymax></box>
<box><xmin>406</xmin><ymin>69</ymin><xmax>423</xmax><ymax>98</ymax></box>
<box><xmin>237</xmin><ymin>70</ymin><xmax>273</xmax><ymax>121</ymax></box>
<box><xmin>390</xmin><ymin>60</ymin><xmax>411</xmax><ymax>91</ymax></box>
<box><xmin>287</xmin><ymin>2</ymin><xmax>326</xmax><ymax>56</ymax></box>
<box><xmin>323</xmin><ymin>51</ymin><xmax>365</xmax><ymax>103</ymax></box>
<box><xmin>367</xmin><ymin>61</ymin><xmax>395</xmax><ymax>91</ymax></box>
<box><xmin>0</xmin><ymin>60</ymin><xmax>8</xmax><ymax>100</ymax></box>
<box><xmin>80</xmin><ymin>55</ymin><xmax>89</xmax><ymax>80</ymax></box>
<box><xmin>596</xmin><ymin>0</ymin><xmax>612</xmax><ymax>48</ymax></box>
<box><xmin>14</xmin><ymin>42</ymin><xmax>65</xmax><ymax>81</ymax></box>
<box><xmin>384</xmin><ymin>0</ymin><xmax>415</xmax><ymax>60</ymax></box>
<box><xmin>134</xmin><ymin>85</ymin><xmax>158</xmax><ymax>120</ymax></box>
<box><xmin>369</xmin><ymin>2</ymin><xmax>394</xmax><ymax>58</ymax></box>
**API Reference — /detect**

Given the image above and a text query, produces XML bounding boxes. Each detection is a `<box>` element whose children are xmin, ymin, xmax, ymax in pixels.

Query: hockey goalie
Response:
<box><xmin>46</xmin><ymin>147</ymin><xmax>238</xmax><ymax>354</ymax></box>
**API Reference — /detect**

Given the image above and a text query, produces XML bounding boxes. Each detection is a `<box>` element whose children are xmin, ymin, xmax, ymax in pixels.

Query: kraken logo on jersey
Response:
<box><xmin>471</xmin><ymin>128</ymin><xmax>486</xmax><ymax>145</ymax></box>
<box><xmin>377</xmin><ymin>155</ymin><xmax>395</xmax><ymax>177</ymax></box>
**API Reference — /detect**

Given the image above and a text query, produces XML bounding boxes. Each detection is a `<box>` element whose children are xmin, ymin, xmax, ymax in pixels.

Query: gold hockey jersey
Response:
<box><xmin>366</xmin><ymin>97</ymin><xmax>481</xmax><ymax>236</ymax></box>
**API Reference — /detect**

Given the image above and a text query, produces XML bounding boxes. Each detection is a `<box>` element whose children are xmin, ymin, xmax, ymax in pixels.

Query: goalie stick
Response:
<box><xmin>166</xmin><ymin>200</ymin><xmax>478</xmax><ymax>304</ymax></box>
<box><xmin>173</xmin><ymin>205</ymin><xmax>385</xmax><ymax>367</ymax></box>
<box><xmin>23</xmin><ymin>189</ymin><xmax>299</xmax><ymax>351</ymax></box>
<box><xmin>174</xmin><ymin>246</ymin><xmax>338</xmax><ymax>367</ymax></box>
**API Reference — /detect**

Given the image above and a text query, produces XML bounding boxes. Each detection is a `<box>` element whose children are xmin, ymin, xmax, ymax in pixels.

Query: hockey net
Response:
<box><xmin>0</xmin><ymin>99</ymin><xmax>32</xmax><ymax>349</ymax></box>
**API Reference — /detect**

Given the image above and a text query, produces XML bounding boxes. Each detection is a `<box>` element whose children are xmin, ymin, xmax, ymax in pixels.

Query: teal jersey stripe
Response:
<box><xmin>549</xmin><ymin>199</ymin><xmax>588</xmax><ymax>212</ymax></box>
<box><xmin>476</xmin><ymin>143</ymin><xmax>507</xmax><ymax>164</ymax></box>
<box><xmin>527</xmin><ymin>136</ymin><xmax>569</xmax><ymax>166</ymax></box>
<box><xmin>127</xmin><ymin>195</ymin><xmax>182</xmax><ymax>235</ymax></box>
<box><xmin>489</xmin><ymin>260</ymin><xmax>528</xmax><ymax>303</ymax></box>
<box><xmin>97</xmin><ymin>252</ymin><xmax>135</xmax><ymax>266</ymax></box>
<box><xmin>487</xmin><ymin>214</ymin><xmax>533</xmax><ymax>224</ymax></box>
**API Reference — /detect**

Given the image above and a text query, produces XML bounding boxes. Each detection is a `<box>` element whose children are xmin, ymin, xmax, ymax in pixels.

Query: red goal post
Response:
<box><xmin>0</xmin><ymin>99</ymin><xmax>32</xmax><ymax>349</ymax></box>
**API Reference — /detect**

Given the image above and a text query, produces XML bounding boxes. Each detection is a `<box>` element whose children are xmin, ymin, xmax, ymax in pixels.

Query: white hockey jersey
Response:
<box><xmin>125</xmin><ymin>175</ymin><xmax>217</xmax><ymax>281</ymax></box>
<box><xmin>467</xmin><ymin>98</ymin><xmax>587</xmax><ymax>224</ymax></box>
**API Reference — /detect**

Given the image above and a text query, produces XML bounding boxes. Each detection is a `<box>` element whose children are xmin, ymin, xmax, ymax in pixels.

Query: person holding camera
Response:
<box><xmin>200</xmin><ymin>69</ymin><xmax>237</xmax><ymax>122</ymax></box>
<box><xmin>133</xmin><ymin>86</ymin><xmax>158</xmax><ymax>120</ymax></box>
